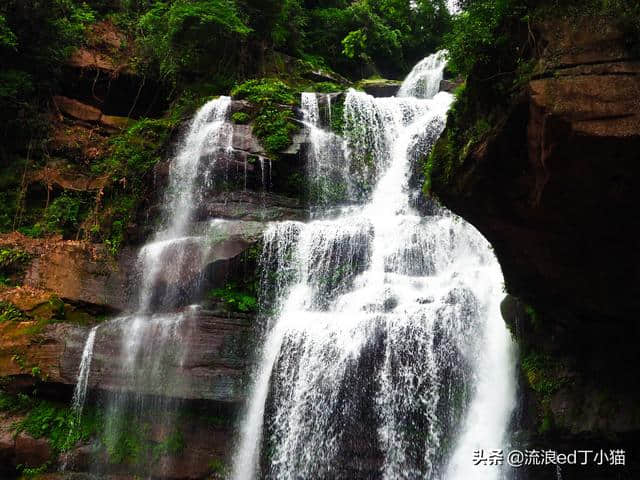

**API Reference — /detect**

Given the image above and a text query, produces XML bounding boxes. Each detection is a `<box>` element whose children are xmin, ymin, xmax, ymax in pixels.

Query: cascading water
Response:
<box><xmin>67</xmin><ymin>96</ymin><xmax>236</xmax><ymax>476</ymax></box>
<box><xmin>232</xmin><ymin>52</ymin><xmax>516</xmax><ymax>480</ymax></box>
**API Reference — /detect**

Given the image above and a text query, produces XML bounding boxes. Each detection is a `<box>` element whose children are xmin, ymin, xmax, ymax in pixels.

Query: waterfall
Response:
<box><xmin>70</xmin><ymin>325</ymin><xmax>98</xmax><ymax>419</ymax></box>
<box><xmin>67</xmin><ymin>96</ymin><xmax>235</xmax><ymax>475</ymax></box>
<box><xmin>301</xmin><ymin>92</ymin><xmax>347</xmax><ymax>211</ymax></box>
<box><xmin>61</xmin><ymin>325</ymin><xmax>99</xmax><ymax>472</ymax></box>
<box><xmin>397</xmin><ymin>50</ymin><xmax>448</xmax><ymax>99</ymax></box>
<box><xmin>232</xmin><ymin>51</ymin><xmax>516</xmax><ymax>480</ymax></box>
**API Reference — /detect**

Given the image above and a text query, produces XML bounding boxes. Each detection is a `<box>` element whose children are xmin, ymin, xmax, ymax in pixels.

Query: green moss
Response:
<box><xmin>521</xmin><ymin>352</ymin><xmax>566</xmax><ymax>397</ymax></box>
<box><xmin>208</xmin><ymin>282</ymin><xmax>258</xmax><ymax>313</ymax></box>
<box><xmin>231</xmin><ymin>112</ymin><xmax>251</xmax><ymax>124</ymax></box>
<box><xmin>231</xmin><ymin>78</ymin><xmax>296</xmax><ymax>105</ymax></box>
<box><xmin>311</xmin><ymin>81</ymin><xmax>342</xmax><ymax>93</ymax></box>
<box><xmin>329</xmin><ymin>95</ymin><xmax>345</xmax><ymax>135</ymax></box>
<box><xmin>231</xmin><ymin>78</ymin><xmax>299</xmax><ymax>155</ymax></box>
<box><xmin>424</xmin><ymin>82</ymin><xmax>500</xmax><ymax>194</ymax></box>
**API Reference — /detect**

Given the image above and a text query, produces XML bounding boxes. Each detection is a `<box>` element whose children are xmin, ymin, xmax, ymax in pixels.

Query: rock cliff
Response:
<box><xmin>429</xmin><ymin>15</ymin><xmax>640</xmax><ymax>480</ymax></box>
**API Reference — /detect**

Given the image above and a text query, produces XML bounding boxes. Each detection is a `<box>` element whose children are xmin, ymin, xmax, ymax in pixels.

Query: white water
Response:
<box><xmin>232</xmin><ymin>52</ymin><xmax>516</xmax><ymax>479</ymax></box>
<box><xmin>301</xmin><ymin>92</ymin><xmax>348</xmax><ymax>211</ymax></box>
<box><xmin>398</xmin><ymin>50</ymin><xmax>448</xmax><ymax>99</ymax></box>
<box><xmin>71</xmin><ymin>325</ymin><xmax>98</xmax><ymax>418</ymax></box>
<box><xmin>67</xmin><ymin>96</ymin><xmax>235</xmax><ymax>475</ymax></box>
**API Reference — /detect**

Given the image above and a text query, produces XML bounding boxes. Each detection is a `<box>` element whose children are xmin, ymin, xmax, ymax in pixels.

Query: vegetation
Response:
<box><xmin>426</xmin><ymin>0</ymin><xmax>640</xmax><ymax>194</ymax></box>
<box><xmin>89</xmin><ymin>116</ymin><xmax>177</xmax><ymax>252</ymax></box>
<box><xmin>231</xmin><ymin>78</ymin><xmax>299</xmax><ymax>154</ymax></box>
<box><xmin>0</xmin><ymin>0</ymin><xmax>457</xmax><ymax>246</ymax></box>
<box><xmin>209</xmin><ymin>282</ymin><xmax>258</xmax><ymax>313</ymax></box>
<box><xmin>0</xmin><ymin>389</ymin><xmax>188</xmax><ymax>472</ymax></box>
<box><xmin>15</xmin><ymin>399</ymin><xmax>102</xmax><ymax>454</ymax></box>
<box><xmin>0</xmin><ymin>247</ymin><xmax>30</xmax><ymax>285</ymax></box>
<box><xmin>0</xmin><ymin>301</ymin><xmax>26</xmax><ymax>322</ymax></box>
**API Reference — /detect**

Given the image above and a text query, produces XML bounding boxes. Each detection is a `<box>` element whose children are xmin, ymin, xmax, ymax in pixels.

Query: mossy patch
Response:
<box><xmin>208</xmin><ymin>282</ymin><xmax>257</xmax><ymax>314</ymax></box>
<box><xmin>230</xmin><ymin>78</ymin><xmax>299</xmax><ymax>155</ymax></box>
<box><xmin>520</xmin><ymin>351</ymin><xmax>569</xmax><ymax>434</ymax></box>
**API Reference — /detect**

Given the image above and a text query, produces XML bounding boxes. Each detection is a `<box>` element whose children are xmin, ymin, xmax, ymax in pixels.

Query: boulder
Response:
<box><xmin>232</xmin><ymin>124</ymin><xmax>265</xmax><ymax>155</ymax></box>
<box><xmin>53</xmin><ymin>96</ymin><xmax>102</xmax><ymax>122</ymax></box>
<box><xmin>356</xmin><ymin>79</ymin><xmax>402</xmax><ymax>97</ymax></box>
<box><xmin>100</xmin><ymin>114</ymin><xmax>132</xmax><ymax>130</ymax></box>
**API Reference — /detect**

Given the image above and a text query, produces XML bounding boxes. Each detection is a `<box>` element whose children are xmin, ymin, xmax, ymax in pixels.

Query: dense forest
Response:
<box><xmin>0</xmin><ymin>0</ymin><xmax>452</xmax><ymax>249</ymax></box>
<box><xmin>1</xmin><ymin>0</ymin><xmax>636</xmax><ymax>249</ymax></box>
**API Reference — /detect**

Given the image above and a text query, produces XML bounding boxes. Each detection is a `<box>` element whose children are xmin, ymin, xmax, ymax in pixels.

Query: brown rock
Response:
<box><xmin>14</xmin><ymin>432</ymin><xmax>52</xmax><ymax>468</ymax></box>
<box><xmin>0</xmin><ymin>309</ymin><xmax>251</xmax><ymax>403</ymax></box>
<box><xmin>430</xmin><ymin>14</ymin><xmax>640</xmax><ymax>457</ymax></box>
<box><xmin>68</xmin><ymin>48</ymin><xmax>116</xmax><ymax>71</ymax></box>
<box><xmin>29</xmin><ymin>164</ymin><xmax>109</xmax><ymax>192</ymax></box>
<box><xmin>53</xmin><ymin>96</ymin><xmax>102</xmax><ymax>122</ymax></box>
<box><xmin>232</xmin><ymin>124</ymin><xmax>265</xmax><ymax>154</ymax></box>
<box><xmin>23</xmin><ymin>241</ymin><xmax>131</xmax><ymax>312</ymax></box>
<box><xmin>100</xmin><ymin>114</ymin><xmax>132</xmax><ymax>130</ymax></box>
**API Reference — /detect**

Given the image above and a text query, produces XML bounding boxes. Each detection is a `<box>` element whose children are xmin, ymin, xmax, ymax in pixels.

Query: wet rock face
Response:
<box><xmin>0</xmin><ymin>413</ymin><xmax>53</xmax><ymax>475</ymax></box>
<box><xmin>1</xmin><ymin>233</ymin><xmax>133</xmax><ymax>312</ymax></box>
<box><xmin>433</xmin><ymin>17</ymin><xmax>640</xmax><ymax>335</ymax></box>
<box><xmin>432</xmin><ymin>16</ymin><xmax>640</xmax><ymax>479</ymax></box>
<box><xmin>23</xmin><ymin>241</ymin><xmax>134</xmax><ymax>312</ymax></box>
<box><xmin>0</xmin><ymin>310</ymin><xmax>251</xmax><ymax>403</ymax></box>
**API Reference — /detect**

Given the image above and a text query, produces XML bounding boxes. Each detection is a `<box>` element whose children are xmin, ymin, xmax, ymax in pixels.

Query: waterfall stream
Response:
<box><xmin>67</xmin><ymin>96</ymin><xmax>237</xmax><ymax>476</ymax></box>
<box><xmin>232</xmin><ymin>52</ymin><xmax>516</xmax><ymax>479</ymax></box>
<box><xmin>67</xmin><ymin>51</ymin><xmax>516</xmax><ymax>480</ymax></box>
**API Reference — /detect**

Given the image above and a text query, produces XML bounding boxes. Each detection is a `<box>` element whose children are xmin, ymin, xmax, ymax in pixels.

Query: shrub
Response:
<box><xmin>231</xmin><ymin>112</ymin><xmax>251</xmax><ymax>124</ymax></box>
<box><xmin>231</xmin><ymin>78</ymin><xmax>298</xmax><ymax>154</ymax></box>
<box><xmin>208</xmin><ymin>282</ymin><xmax>258</xmax><ymax>313</ymax></box>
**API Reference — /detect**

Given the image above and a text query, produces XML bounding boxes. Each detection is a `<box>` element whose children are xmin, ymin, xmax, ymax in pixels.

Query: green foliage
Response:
<box><xmin>231</xmin><ymin>78</ymin><xmax>296</xmax><ymax>105</ymax></box>
<box><xmin>0</xmin><ymin>391</ymin><xmax>32</xmax><ymax>412</ymax></box>
<box><xmin>231</xmin><ymin>112</ymin><xmax>251</xmax><ymax>124</ymax></box>
<box><xmin>18</xmin><ymin>461</ymin><xmax>51</xmax><ymax>477</ymax></box>
<box><xmin>444</xmin><ymin>0</ymin><xmax>525</xmax><ymax>77</ymax></box>
<box><xmin>425</xmin><ymin>78</ymin><xmax>500</xmax><ymax>193</ymax></box>
<box><xmin>0</xmin><ymin>247</ymin><xmax>30</xmax><ymax>285</ymax></box>
<box><xmin>136</xmin><ymin>0</ymin><xmax>250</xmax><ymax>81</ymax></box>
<box><xmin>209</xmin><ymin>282</ymin><xmax>258</xmax><ymax>313</ymax></box>
<box><xmin>90</xmin><ymin>116</ymin><xmax>174</xmax><ymax>253</ymax></box>
<box><xmin>330</xmin><ymin>96</ymin><xmax>345</xmax><ymax>135</ymax></box>
<box><xmin>253</xmin><ymin>107</ymin><xmax>298</xmax><ymax>153</ymax></box>
<box><xmin>14</xmin><ymin>399</ymin><xmax>102</xmax><ymax>454</ymax></box>
<box><xmin>308</xmin><ymin>1</ymin><xmax>451</xmax><ymax>77</ymax></box>
<box><xmin>0</xmin><ymin>301</ymin><xmax>26</xmax><ymax>322</ymax></box>
<box><xmin>102</xmin><ymin>415</ymin><xmax>184</xmax><ymax>466</ymax></box>
<box><xmin>209</xmin><ymin>457</ymin><xmax>227</xmax><ymax>475</ymax></box>
<box><xmin>231</xmin><ymin>78</ymin><xmax>299</xmax><ymax>154</ymax></box>
<box><xmin>43</xmin><ymin>192</ymin><xmax>90</xmax><ymax>238</ymax></box>
<box><xmin>0</xmin><ymin>391</ymin><xmax>184</xmax><ymax>468</ymax></box>
<box><xmin>0</xmin><ymin>14</ymin><xmax>17</xmax><ymax>50</ymax></box>
<box><xmin>311</xmin><ymin>82</ymin><xmax>342</xmax><ymax>93</ymax></box>
<box><xmin>521</xmin><ymin>352</ymin><xmax>566</xmax><ymax>397</ymax></box>
<box><xmin>0</xmin><ymin>69</ymin><xmax>33</xmax><ymax>101</ymax></box>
